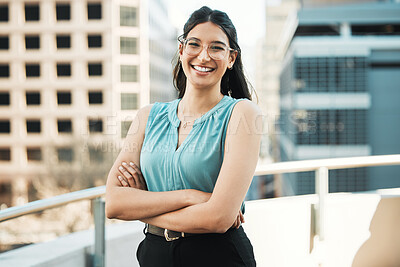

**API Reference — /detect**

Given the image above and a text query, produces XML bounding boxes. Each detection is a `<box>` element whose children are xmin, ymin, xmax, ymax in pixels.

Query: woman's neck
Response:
<box><xmin>178</xmin><ymin>87</ymin><xmax>224</xmax><ymax>119</ymax></box>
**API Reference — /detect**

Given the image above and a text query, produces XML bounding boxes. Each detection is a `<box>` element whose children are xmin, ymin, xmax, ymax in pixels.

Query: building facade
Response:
<box><xmin>0</xmin><ymin>0</ymin><xmax>176</xmax><ymax>207</ymax></box>
<box><xmin>277</xmin><ymin>2</ymin><xmax>400</xmax><ymax>195</ymax></box>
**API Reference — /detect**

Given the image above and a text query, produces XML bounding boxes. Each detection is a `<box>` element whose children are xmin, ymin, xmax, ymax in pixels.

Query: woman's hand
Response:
<box><xmin>117</xmin><ymin>161</ymin><xmax>147</xmax><ymax>190</ymax></box>
<box><xmin>231</xmin><ymin>210</ymin><xmax>245</xmax><ymax>229</ymax></box>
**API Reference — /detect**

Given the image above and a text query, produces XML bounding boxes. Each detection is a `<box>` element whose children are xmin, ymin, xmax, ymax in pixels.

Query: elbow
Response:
<box><xmin>105</xmin><ymin>199</ymin><xmax>119</xmax><ymax>219</ymax></box>
<box><xmin>105</xmin><ymin>190</ymin><xmax>124</xmax><ymax>220</ymax></box>
<box><xmin>207</xmin><ymin>212</ymin><xmax>234</xmax><ymax>234</ymax></box>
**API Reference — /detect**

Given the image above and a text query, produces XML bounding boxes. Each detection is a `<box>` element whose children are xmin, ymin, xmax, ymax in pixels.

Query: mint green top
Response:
<box><xmin>140</xmin><ymin>95</ymin><xmax>245</xmax><ymax>196</ymax></box>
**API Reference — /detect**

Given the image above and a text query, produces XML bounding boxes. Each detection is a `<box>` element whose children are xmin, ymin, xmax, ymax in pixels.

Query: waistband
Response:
<box><xmin>146</xmin><ymin>224</ymin><xmax>197</xmax><ymax>241</ymax></box>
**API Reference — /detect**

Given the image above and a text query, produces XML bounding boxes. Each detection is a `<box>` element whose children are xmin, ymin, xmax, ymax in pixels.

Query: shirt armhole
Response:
<box><xmin>144</xmin><ymin>102</ymin><xmax>160</xmax><ymax>138</ymax></box>
<box><xmin>221</xmin><ymin>99</ymin><xmax>247</xmax><ymax>156</ymax></box>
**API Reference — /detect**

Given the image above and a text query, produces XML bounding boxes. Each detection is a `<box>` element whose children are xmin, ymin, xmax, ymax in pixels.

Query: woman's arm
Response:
<box><xmin>140</xmin><ymin>100</ymin><xmax>262</xmax><ymax>233</ymax></box>
<box><xmin>105</xmin><ymin>105</ymin><xmax>209</xmax><ymax>220</ymax></box>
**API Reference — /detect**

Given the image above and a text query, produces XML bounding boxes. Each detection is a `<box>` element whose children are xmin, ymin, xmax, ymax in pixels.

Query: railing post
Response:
<box><xmin>315</xmin><ymin>167</ymin><xmax>328</xmax><ymax>242</ymax></box>
<box><xmin>93</xmin><ymin>197</ymin><xmax>105</xmax><ymax>267</ymax></box>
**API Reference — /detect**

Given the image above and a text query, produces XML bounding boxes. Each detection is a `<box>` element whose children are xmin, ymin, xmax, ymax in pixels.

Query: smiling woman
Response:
<box><xmin>105</xmin><ymin>6</ymin><xmax>261</xmax><ymax>267</ymax></box>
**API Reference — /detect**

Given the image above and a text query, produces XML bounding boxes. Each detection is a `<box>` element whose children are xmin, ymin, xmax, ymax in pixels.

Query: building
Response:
<box><xmin>277</xmin><ymin>2</ymin><xmax>400</xmax><ymax>196</ymax></box>
<box><xmin>0</xmin><ymin>0</ymin><xmax>177</xmax><ymax>207</ymax></box>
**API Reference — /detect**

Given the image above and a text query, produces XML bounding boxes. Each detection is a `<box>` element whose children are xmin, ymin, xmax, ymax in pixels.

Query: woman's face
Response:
<box><xmin>179</xmin><ymin>22</ymin><xmax>237</xmax><ymax>92</ymax></box>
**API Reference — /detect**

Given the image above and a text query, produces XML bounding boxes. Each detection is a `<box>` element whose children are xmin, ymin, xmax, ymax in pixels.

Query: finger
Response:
<box><xmin>117</xmin><ymin>175</ymin><xmax>129</xmax><ymax>187</ymax></box>
<box><xmin>239</xmin><ymin>211</ymin><xmax>245</xmax><ymax>223</ymax></box>
<box><xmin>129</xmin><ymin>162</ymin><xmax>147</xmax><ymax>189</ymax></box>
<box><xmin>129</xmin><ymin>162</ymin><xmax>143</xmax><ymax>175</ymax></box>
<box><xmin>236</xmin><ymin>215</ymin><xmax>241</xmax><ymax>229</ymax></box>
<box><xmin>122</xmin><ymin>162</ymin><xmax>137</xmax><ymax>187</ymax></box>
<box><xmin>118</xmin><ymin>165</ymin><xmax>135</xmax><ymax>187</ymax></box>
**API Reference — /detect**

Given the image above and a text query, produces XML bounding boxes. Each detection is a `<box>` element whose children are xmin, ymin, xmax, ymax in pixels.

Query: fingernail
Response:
<box><xmin>118</xmin><ymin>176</ymin><xmax>122</xmax><ymax>180</ymax></box>
<box><xmin>119</xmin><ymin>166</ymin><xmax>124</xmax><ymax>170</ymax></box>
<box><xmin>122</xmin><ymin>162</ymin><xmax>128</xmax><ymax>166</ymax></box>
<box><xmin>130</xmin><ymin>162</ymin><xmax>135</xmax><ymax>166</ymax></box>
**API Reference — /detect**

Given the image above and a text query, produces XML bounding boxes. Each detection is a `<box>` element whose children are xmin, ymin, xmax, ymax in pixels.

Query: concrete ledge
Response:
<box><xmin>0</xmin><ymin>221</ymin><xmax>144</xmax><ymax>267</ymax></box>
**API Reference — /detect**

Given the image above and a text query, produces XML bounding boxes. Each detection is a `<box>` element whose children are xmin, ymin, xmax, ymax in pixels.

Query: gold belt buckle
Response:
<box><xmin>164</xmin><ymin>229</ymin><xmax>184</xmax><ymax>241</ymax></box>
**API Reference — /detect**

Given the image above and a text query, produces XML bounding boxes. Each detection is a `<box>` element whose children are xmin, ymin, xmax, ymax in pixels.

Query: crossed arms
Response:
<box><xmin>105</xmin><ymin>100</ymin><xmax>262</xmax><ymax>234</ymax></box>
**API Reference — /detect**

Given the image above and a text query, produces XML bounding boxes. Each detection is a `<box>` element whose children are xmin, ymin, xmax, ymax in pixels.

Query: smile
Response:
<box><xmin>192</xmin><ymin>65</ymin><xmax>215</xmax><ymax>72</ymax></box>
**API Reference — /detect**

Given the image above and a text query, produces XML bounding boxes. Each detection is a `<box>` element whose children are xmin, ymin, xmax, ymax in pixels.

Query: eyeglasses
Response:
<box><xmin>179</xmin><ymin>37</ymin><xmax>236</xmax><ymax>60</ymax></box>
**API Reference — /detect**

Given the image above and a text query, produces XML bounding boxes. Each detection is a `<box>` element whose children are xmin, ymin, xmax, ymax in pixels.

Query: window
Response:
<box><xmin>295</xmin><ymin>109</ymin><xmax>367</xmax><ymax>145</ymax></box>
<box><xmin>56</xmin><ymin>3</ymin><xmax>70</xmax><ymax>21</ymax></box>
<box><xmin>56</xmin><ymin>35</ymin><xmax>71</xmax><ymax>49</ymax></box>
<box><xmin>88</xmin><ymin>91</ymin><xmax>103</xmax><ymax>104</ymax></box>
<box><xmin>89</xmin><ymin>147</ymin><xmax>103</xmax><ymax>163</ymax></box>
<box><xmin>121</xmin><ymin>121</ymin><xmax>132</xmax><ymax>138</ymax></box>
<box><xmin>120</xmin><ymin>6</ymin><xmax>137</xmax><ymax>26</ymax></box>
<box><xmin>0</xmin><ymin>120</ymin><xmax>10</xmax><ymax>133</ymax></box>
<box><xmin>88</xmin><ymin>63</ymin><xmax>102</xmax><ymax>76</ymax></box>
<box><xmin>0</xmin><ymin>5</ymin><xmax>9</xmax><ymax>22</ymax></box>
<box><xmin>0</xmin><ymin>148</ymin><xmax>11</xmax><ymax>161</ymax></box>
<box><xmin>120</xmin><ymin>65</ymin><xmax>138</xmax><ymax>82</ymax></box>
<box><xmin>25</xmin><ymin>35</ymin><xmax>40</xmax><ymax>49</ymax></box>
<box><xmin>120</xmin><ymin>37</ymin><xmax>137</xmax><ymax>54</ymax></box>
<box><xmin>121</xmin><ymin>93</ymin><xmax>138</xmax><ymax>110</ymax></box>
<box><xmin>294</xmin><ymin>57</ymin><xmax>367</xmax><ymax>92</ymax></box>
<box><xmin>87</xmin><ymin>3</ymin><xmax>101</xmax><ymax>20</ymax></box>
<box><xmin>57</xmin><ymin>91</ymin><xmax>71</xmax><ymax>105</ymax></box>
<box><xmin>0</xmin><ymin>64</ymin><xmax>10</xmax><ymax>78</ymax></box>
<box><xmin>27</xmin><ymin>147</ymin><xmax>42</xmax><ymax>161</ymax></box>
<box><xmin>26</xmin><ymin>120</ymin><xmax>41</xmax><ymax>133</ymax></box>
<box><xmin>57</xmin><ymin>119</ymin><xmax>72</xmax><ymax>133</ymax></box>
<box><xmin>88</xmin><ymin>119</ymin><xmax>103</xmax><ymax>133</ymax></box>
<box><xmin>25</xmin><ymin>63</ymin><xmax>40</xmax><ymax>77</ymax></box>
<box><xmin>25</xmin><ymin>4</ymin><xmax>40</xmax><ymax>21</ymax></box>
<box><xmin>0</xmin><ymin>36</ymin><xmax>9</xmax><ymax>50</ymax></box>
<box><xmin>87</xmin><ymin>34</ymin><xmax>102</xmax><ymax>48</ymax></box>
<box><xmin>26</xmin><ymin>92</ymin><xmax>40</xmax><ymax>105</ymax></box>
<box><xmin>0</xmin><ymin>92</ymin><xmax>9</xmax><ymax>106</ymax></box>
<box><xmin>352</xmin><ymin>24</ymin><xmax>400</xmax><ymax>36</ymax></box>
<box><xmin>57</xmin><ymin>63</ymin><xmax>71</xmax><ymax>77</ymax></box>
<box><xmin>57</xmin><ymin>148</ymin><xmax>73</xmax><ymax>162</ymax></box>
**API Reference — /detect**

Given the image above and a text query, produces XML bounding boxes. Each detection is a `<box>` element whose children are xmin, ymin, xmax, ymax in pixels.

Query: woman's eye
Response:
<box><xmin>210</xmin><ymin>45</ymin><xmax>224</xmax><ymax>51</ymax></box>
<box><xmin>188</xmin><ymin>42</ymin><xmax>200</xmax><ymax>47</ymax></box>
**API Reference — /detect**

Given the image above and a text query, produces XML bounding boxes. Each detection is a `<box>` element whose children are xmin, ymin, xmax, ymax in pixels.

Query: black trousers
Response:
<box><xmin>136</xmin><ymin>226</ymin><xmax>256</xmax><ymax>267</ymax></box>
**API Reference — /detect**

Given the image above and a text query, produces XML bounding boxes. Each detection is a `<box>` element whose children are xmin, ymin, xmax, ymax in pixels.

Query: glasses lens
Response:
<box><xmin>208</xmin><ymin>44</ymin><xmax>227</xmax><ymax>60</ymax></box>
<box><xmin>185</xmin><ymin>39</ymin><xmax>201</xmax><ymax>56</ymax></box>
<box><xmin>184</xmin><ymin>39</ymin><xmax>229</xmax><ymax>60</ymax></box>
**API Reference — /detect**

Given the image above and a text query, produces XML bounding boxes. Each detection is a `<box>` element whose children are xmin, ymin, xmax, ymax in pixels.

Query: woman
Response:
<box><xmin>106</xmin><ymin>6</ymin><xmax>261</xmax><ymax>267</ymax></box>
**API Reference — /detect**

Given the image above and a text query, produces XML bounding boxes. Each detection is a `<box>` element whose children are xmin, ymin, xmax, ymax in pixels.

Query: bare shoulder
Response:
<box><xmin>137</xmin><ymin>104</ymin><xmax>154</xmax><ymax>121</ymax></box>
<box><xmin>126</xmin><ymin>104</ymin><xmax>154</xmax><ymax>136</ymax></box>
<box><xmin>231</xmin><ymin>99</ymin><xmax>262</xmax><ymax>119</ymax></box>
<box><xmin>227</xmin><ymin>99</ymin><xmax>262</xmax><ymax>135</ymax></box>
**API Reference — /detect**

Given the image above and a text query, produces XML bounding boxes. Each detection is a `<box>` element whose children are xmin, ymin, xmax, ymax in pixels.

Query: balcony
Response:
<box><xmin>1</xmin><ymin>155</ymin><xmax>400</xmax><ymax>267</ymax></box>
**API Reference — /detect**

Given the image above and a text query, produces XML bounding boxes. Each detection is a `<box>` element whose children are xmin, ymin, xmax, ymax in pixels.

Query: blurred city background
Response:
<box><xmin>0</xmin><ymin>0</ymin><xmax>399</xmax><ymax>266</ymax></box>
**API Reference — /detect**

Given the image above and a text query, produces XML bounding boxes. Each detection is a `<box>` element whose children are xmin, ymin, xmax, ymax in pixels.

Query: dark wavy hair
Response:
<box><xmin>172</xmin><ymin>6</ymin><xmax>253</xmax><ymax>100</ymax></box>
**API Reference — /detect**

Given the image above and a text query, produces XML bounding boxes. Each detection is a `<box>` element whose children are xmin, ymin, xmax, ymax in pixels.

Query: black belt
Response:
<box><xmin>146</xmin><ymin>224</ymin><xmax>197</xmax><ymax>241</ymax></box>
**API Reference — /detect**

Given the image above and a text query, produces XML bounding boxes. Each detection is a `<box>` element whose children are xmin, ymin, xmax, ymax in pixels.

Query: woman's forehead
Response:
<box><xmin>187</xmin><ymin>22</ymin><xmax>229</xmax><ymax>44</ymax></box>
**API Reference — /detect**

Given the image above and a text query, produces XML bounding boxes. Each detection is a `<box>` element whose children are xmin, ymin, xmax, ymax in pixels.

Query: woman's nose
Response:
<box><xmin>197</xmin><ymin>45</ymin><xmax>210</xmax><ymax>61</ymax></box>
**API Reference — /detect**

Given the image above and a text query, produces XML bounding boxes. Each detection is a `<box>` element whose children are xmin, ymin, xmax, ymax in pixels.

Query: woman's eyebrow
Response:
<box><xmin>188</xmin><ymin>37</ymin><xmax>227</xmax><ymax>45</ymax></box>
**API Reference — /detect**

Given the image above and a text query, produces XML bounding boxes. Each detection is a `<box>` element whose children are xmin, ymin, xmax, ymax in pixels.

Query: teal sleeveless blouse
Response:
<box><xmin>140</xmin><ymin>95</ymin><xmax>245</xmax><ymax>194</ymax></box>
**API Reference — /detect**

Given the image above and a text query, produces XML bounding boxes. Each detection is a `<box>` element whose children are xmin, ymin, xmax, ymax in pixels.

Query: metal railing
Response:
<box><xmin>255</xmin><ymin>154</ymin><xmax>400</xmax><ymax>241</ymax></box>
<box><xmin>0</xmin><ymin>186</ymin><xmax>106</xmax><ymax>267</ymax></box>
<box><xmin>1</xmin><ymin>154</ymin><xmax>400</xmax><ymax>266</ymax></box>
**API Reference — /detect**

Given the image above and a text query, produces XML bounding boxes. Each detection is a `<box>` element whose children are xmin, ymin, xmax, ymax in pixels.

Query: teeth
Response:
<box><xmin>193</xmin><ymin>65</ymin><xmax>213</xmax><ymax>72</ymax></box>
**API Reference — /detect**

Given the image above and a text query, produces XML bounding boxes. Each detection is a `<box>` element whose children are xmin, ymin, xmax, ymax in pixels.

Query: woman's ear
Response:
<box><xmin>179</xmin><ymin>43</ymin><xmax>183</xmax><ymax>56</ymax></box>
<box><xmin>228</xmin><ymin>50</ymin><xmax>238</xmax><ymax>69</ymax></box>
